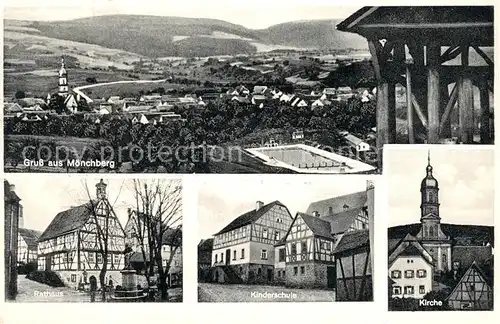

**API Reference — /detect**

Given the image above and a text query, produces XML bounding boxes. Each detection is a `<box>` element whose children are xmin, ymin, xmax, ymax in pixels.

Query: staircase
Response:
<box><xmin>220</xmin><ymin>265</ymin><xmax>243</xmax><ymax>284</ymax></box>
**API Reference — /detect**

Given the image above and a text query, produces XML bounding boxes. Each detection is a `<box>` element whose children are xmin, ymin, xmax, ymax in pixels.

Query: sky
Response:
<box><xmin>3</xmin><ymin>0</ymin><xmax>359</xmax><ymax>29</ymax></box>
<box><xmin>386</xmin><ymin>147</ymin><xmax>494</xmax><ymax>227</ymax></box>
<box><xmin>197</xmin><ymin>175</ymin><xmax>368</xmax><ymax>239</ymax></box>
<box><xmin>5</xmin><ymin>175</ymin><xmax>182</xmax><ymax>232</ymax></box>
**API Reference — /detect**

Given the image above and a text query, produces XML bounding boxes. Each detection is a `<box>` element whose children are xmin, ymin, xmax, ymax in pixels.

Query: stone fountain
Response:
<box><xmin>110</xmin><ymin>249</ymin><xmax>147</xmax><ymax>302</ymax></box>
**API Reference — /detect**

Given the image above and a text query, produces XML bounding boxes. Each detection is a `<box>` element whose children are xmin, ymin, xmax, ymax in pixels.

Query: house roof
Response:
<box><xmin>215</xmin><ymin>201</ymin><xmax>288</xmax><ymax>235</ymax></box>
<box><xmin>344</xmin><ymin>134</ymin><xmax>365</xmax><ymax>146</ymax></box>
<box><xmin>39</xmin><ymin>202</ymin><xmax>95</xmax><ymax>241</ymax></box>
<box><xmin>337</xmin><ymin>6</ymin><xmax>493</xmax><ymax>46</ymax></box>
<box><xmin>4</xmin><ymin>180</ymin><xmax>21</xmax><ymax>202</ymax></box>
<box><xmin>306</xmin><ymin>191</ymin><xmax>367</xmax><ymax>219</ymax></box>
<box><xmin>18</xmin><ymin>228</ymin><xmax>42</xmax><ymax>249</ymax></box>
<box><xmin>297</xmin><ymin>213</ymin><xmax>333</xmax><ymax>239</ymax></box>
<box><xmin>333</xmin><ymin>229</ymin><xmax>370</xmax><ymax>254</ymax></box>
<box><xmin>198</xmin><ymin>238</ymin><xmax>214</xmax><ymax>250</ymax></box>
<box><xmin>447</xmin><ymin>262</ymin><xmax>493</xmax><ymax>301</ymax></box>
<box><xmin>388</xmin><ymin>233</ymin><xmax>434</xmax><ymax>266</ymax></box>
<box><xmin>322</xmin><ymin>207</ymin><xmax>365</xmax><ymax>234</ymax></box>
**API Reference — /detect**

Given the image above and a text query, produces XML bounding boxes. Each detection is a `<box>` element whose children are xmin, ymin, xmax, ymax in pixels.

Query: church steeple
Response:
<box><xmin>58</xmin><ymin>56</ymin><xmax>69</xmax><ymax>97</ymax></box>
<box><xmin>420</xmin><ymin>151</ymin><xmax>439</xmax><ymax>219</ymax></box>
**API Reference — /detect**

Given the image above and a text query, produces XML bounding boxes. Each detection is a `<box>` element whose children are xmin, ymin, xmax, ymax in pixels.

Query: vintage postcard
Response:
<box><xmin>197</xmin><ymin>176</ymin><xmax>374</xmax><ymax>302</ymax></box>
<box><xmin>4</xmin><ymin>176</ymin><xmax>183</xmax><ymax>302</ymax></box>
<box><xmin>386</xmin><ymin>147</ymin><xmax>494</xmax><ymax>311</ymax></box>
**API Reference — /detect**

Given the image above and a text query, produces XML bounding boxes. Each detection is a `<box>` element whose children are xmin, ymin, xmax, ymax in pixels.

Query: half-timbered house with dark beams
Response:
<box><xmin>273</xmin><ymin>182</ymin><xmax>375</xmax><ymax>293</ymax></box>
<box><xmin>446</xmin><ymin>261</ymin><xmax>493</xmax><ymax>310</ymax></box>
<box><xmin>333</xmin><ymin>229</ymin><xmax>372</xmax><ymax>301</ymax></box>
<box><xmin>123</xmin><ymin>210</ymin><xmax>183</xmax><ymax>287</ymax></box>
<box><xmin>211</xmin><ymin>200</ymin><xmax>293</xmax><ymax>284</ymax></box>
<box><xmin>17</xmin><ymin>228</ymin><xmax>42</xmax><ymax>264</ymax></box>
<box><xmin>37</xmin><ymin>180</ymin><xmax>126</xmax><ymax>289</ymax></box>
<box><xmin>279</xmin><ymin>212</ymin><xmax>337</xmax><ymax>289</ymax></box>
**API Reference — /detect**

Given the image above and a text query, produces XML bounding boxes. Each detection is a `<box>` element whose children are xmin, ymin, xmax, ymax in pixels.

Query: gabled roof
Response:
<box><xmin>4</xmin><ymin>180</ymin><xmax>21</xmax><ymax>202</ymax></box>
<box><xmin>297</xmin><ymin>213</ymin><xmax>333</xmax><ymax>239</ymax></box>
<box><xmin>306</xmin><ymin>191</ymin><xmax>367</xmax><ymax>217</ymax></box>
<box><xmin>198</xmin><ymin>238</ymin><xmax>214</xmax><ymax>250</ymax></box>
<box><xmin>337</xmin><ymin>6</ymin><xmax>493</xmax><ymax>46</ymax></box>
<box><xmin>344</xmin><ymin>134</ymin><xmax>365</xmax><ymax>146</ymax></box>
<box><xmin>215</xmin><ymin>201</ymin><xmax>288</xmax><ymax>235</ymax></box>
<box><xmin>18</xmin><ymin>228</ymin><xmax>42</xmax><ymax>249</ymax></box>
<box><xmin>388</xmin><ymin>233</ymin><xmax>433</xmax><ymax>266</ymax></box>
<box><xmin>39</xmin><ymin>201</ymin><xmax>95</xmax><ymax>241</ymax></box>
<box><xmin>322</xmin><ymin>207</ymin><xmax>365</xmax><ymax>234</ymax></box>
<box><xmin>333</xmin><ymin>229</ymin><xmax>370</xmax><ymax>254</ymax></box>
<box><xmin>447</xmin><ymin>262</ymin><xmax>493</xmax><ymax>301</ymax></box>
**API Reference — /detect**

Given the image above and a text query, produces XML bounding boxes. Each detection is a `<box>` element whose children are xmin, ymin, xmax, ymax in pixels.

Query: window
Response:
<box><xmin>291</xmin><ymin>243</ymin><xmax>297</xmax><ymax>255</ymax></box>
<box><xmin>293</xmin><ymin>266</ymin><xmax>298</xmax><ymax>276</ymax></box>
<box><xmin>301</xmin><ymin>241</ymin><xmax>307</xmax><ymax>254</ymax></box>
<box><xmin>300</xmin><ymin>266</ymin><xmax>305</xmax><ymax>275</ymax></box>
<box><xmin>282</xmin><ymin>270</ymin><xmax>285</xmax><ymax>277</ymax></box>
<box><xmin>274</xmin><ymin>231</ymin><xmax>280</xmax><ymax>241</ymax></box>
<box><xmin>215</xmin><ymin>254</ymin><xmax>218</xmax><ymax>263</ymax></box>
<box><xmin>404</xmin><ymin>286</ymin><xmax>414</xmax><ymax>295</ymax></box>
<box><xmin>71</xmin><ymin>274</ymin><xmax>77</xmax><ymax>283</ymax></box>
<box><xmin>453</xmin><ymin>261</ymin><xmax>460</xmax><ymax>270</ymax></box>
<box><xmin>241</xmin><ymin>249</ymin><xmax>245</xmax><ymax>259</ymax></box>
<box><xmin>220</xmin><ymin>253</ymin><xmax>223</xmax><ymax>261</ymax></box>
<box><xmin>419</xmin><ymin>285</ymin><xmax>426</xmax><ymax>294</ymax></box>
<box><xmin>392</xmin><ymin>286</ymin><xmax>401</xmax><ymax>295</ymax></box>
<box><xmin>404</xmin><ymin>270</ymin><xmax>414</xmax><ymax>278</ymax></box>
<box><xmin>323</xmin><ymin>242</ymin><xmax>331</xmax><ymax>250</ymax></box>
<box><xmin>429</xmin><ymin>226</ymin><xmax>435</xmax><ymax>237</ymax></box>
<box><xmin>114</xmin><ymin>254</ymin><xmax>120</xmax><ymax>264</ymax></box>
<box><xmin>278</xmin><ymin>248</ymin><xmax>285</xmax><ymax>262</ymax></box>
<box><xmin>263</xmin><ymin>229</ymin><xmax>268</xmax><ymax>239</ymax></box>
<box><xmin>390</xmin><ymin>270</ymin><xmax>401</xmax><ymax>279</ymax></box>
<box><xmin>469</xmin><ymin>284</ymin><xmax>475</xmax><ymax>291</ymax></box>
<box><xmin>63</xmin><ymin>253</ymin><xmax>69</xmax><ymax>263</ymax></box>
<box><xmin>97</xmin><ymin>253</ymin><xmax>103</xmax><ymax>263</ymax></box>
<box><xmin>89</xmin><ymin>252</ymin><xmax>95</xmax><ymax>263</ymax></box>
<box><xmin>233</xmin><ymin>250</ymin><xmax>236</xmax><ymax>260</ymax></box>
<box><xmin>417</xmin><ymin>269</ymin><xmax>427</xmax><ymax>278</ymax></box>
<box><xmin>107</xmin><ymin>254</ymin><xmax>112</xmax><ymax>263</ymax></box>
<box><xmin>261</xmin><ymin>249</ymin><xmax>268</xmax><ymax>260</ymax></box>
<box><xmin>258</xmin><ymin>268</ymin><xmax>262</xmax><ymax>275</ymax></box>
<box><xmin>276</xmin><ymin>218</ymin><xmax>282</xmax><ymax>223</ymax></box>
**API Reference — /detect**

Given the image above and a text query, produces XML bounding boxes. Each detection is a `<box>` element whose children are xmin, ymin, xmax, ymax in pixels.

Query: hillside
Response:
<box><xmin>258</xmin><ymin>20</ymin><xmax>367</xmax><ymax>50</ymax></box>
<box><xmin>4</xmin><ymin>15</ymin><xmax>368</xmax><ymax>58</ymax></box>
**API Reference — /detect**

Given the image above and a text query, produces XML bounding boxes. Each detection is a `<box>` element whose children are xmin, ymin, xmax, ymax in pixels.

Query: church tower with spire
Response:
<box><xmin>416</xmin><ymin>151</ymin><xmax>452</xmax><ymax>273</ymax></box>
<box><xmin>58</xmin><ymin>56</ymin><xmax>69</xmax><ymax>97</ymax></box>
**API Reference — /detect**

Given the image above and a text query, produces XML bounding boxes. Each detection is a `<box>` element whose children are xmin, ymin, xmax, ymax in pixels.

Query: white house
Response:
<box><xmin>389</xmin><ymin>235</ymin><xmax>434</xmax><ymax>299</ymax></box>
<box><xmin>344</xmin><ymin>134</ymin><xmax>370</xmax><ymax>152</ymax></box>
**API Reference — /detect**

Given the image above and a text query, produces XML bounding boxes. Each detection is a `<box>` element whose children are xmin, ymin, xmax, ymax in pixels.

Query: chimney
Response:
<box><xmin>312</xmin><ymin>210</ymin><xmax>320</xmax><ymax>217</ymax></box>
<box><xmin>256</xmin><ymin>201</ymin><xmax>264</xmax><ymax>211</ymax></box>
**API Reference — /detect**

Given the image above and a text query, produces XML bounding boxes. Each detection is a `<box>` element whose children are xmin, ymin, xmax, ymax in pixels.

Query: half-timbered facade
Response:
<box><xmin>281</xmin><ymin>213</ymin><xmax>337</xmax><ymax>289</ymax></box>
<box><xmin>333</xmin><ymin>229</ymin><xmax>372</xmax><ymax>301</ymax></box>
<box><xmin>211</xmin><ymin>201</ymin><xmax>293</xmax><ymax>284</ymax></box>
<box><xmin>447</xmin><ymin>262</ymin><xmax>493</xmax><ymax>310</ymax></box>
<box><xmin>17</xmin><ymin>228</ymin><xmax>42</xmax><ymax>264</ymax></box>
<box><xmin>37</xmin><ymin>180</ymin><xmax>126</xmax><ymax>289</ymax></box>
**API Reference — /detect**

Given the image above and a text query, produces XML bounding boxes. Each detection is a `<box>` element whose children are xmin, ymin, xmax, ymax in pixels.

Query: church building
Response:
<box><xmin>388</xmin><ymin>153</ymin><xmax>494</xmax><ymax>307</ymax></box>
<box><xmin>48</xmin><ymin>56</ymin><xmax>79</xmax><ymax>113</ymax></box>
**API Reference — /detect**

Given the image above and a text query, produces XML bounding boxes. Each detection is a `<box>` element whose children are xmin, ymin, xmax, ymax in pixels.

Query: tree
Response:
<box><xmin>83</xmin><ymin>179</ymin><xmax>125</xmax><ymax>302</ymax></box>
<box><xmin>15</xmin><ymin>90</ymin><xmax>26</xmax><ymax>99</ymax></box>
<box><xmin>130</xmin><ymin>179</ymin><xmax>182</xmax><ymax>301</ymax></box>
